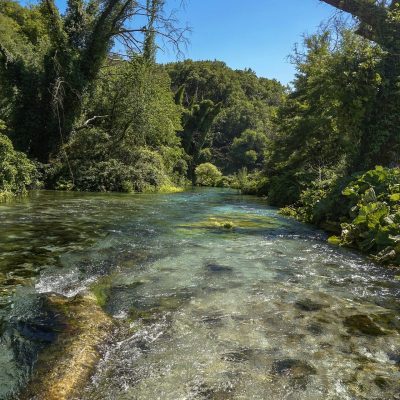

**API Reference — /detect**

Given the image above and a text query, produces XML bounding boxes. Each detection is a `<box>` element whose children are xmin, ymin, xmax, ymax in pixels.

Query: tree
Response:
<box><xmin>0</xmin><ymin>0</ymin><xmax>185</xmax><ymax>161</ymax></box>
<box><xmin>0</xmin><ymin>128</ymin><xmax>36</xmax><ymax>197</ymax></box>
<box><xmin>230</xmin><ymin>129</ymin><xmax>268</xmax><ymax>171</ymax></box>
<box><xmin>166</xmin><ymin>60</ymin><xmax>286</xmax><ymax>173</ymax></box>
<box><xmin>321</xmin><ymin>0</ymin><xmax>400</xmax><ymax>52</ymax></box>
<box><xmin>321</xmin><ymin>0</ymin><xmax>400</xmax><ymax>167</ymax></box>
<box><xmin>48</xmin><ymin>55</ymin><xmax>184</xmax><ymax>192</ymax></box>
<box><xmin>264</xmin><ymin>29</ymin><xmax>383</xmax><ymax>206</ymax></box>
<box><xmin>179</xmin><ymin>97</ymin><xmax>222</xmax><ymax>183</ymax></box>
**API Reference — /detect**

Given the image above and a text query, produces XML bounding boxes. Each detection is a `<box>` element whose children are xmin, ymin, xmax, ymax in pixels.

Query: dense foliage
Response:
<box><xmin>0</xmin><ymin>0</ymin><xmax>399</xmax><ymax>264</ymax></box>
<box><xmin>338</xmin><ymin>167</ymin><xmax>400</xmax><ymax>264</ymax></box>
<box><xmin>166</xmin><ymin>60</ymin><xmax>286</xmax><ymax>175</ymax></box>
<box><xmin>258</xmin><ymin>27</ymin><xmax>400</xmax><ymax>265</ymax></box>
<box><xmin>47</xmin><ymin>56</ymin><xmax>185</xmax><ymax>192</ymax></box>
<box><xmin>0</xmin><ymin>1</ymin><xmax>285</xmax><ymax>194</ymax></box>
<box><xmin>0</xmin><ymin>0</ymin><xmax>182</xmax><ymax>162</ymax></box>
<box><xmin>0</xmin><ymin>124</ymin><xmax>36</xmax><ymax>199</ymax></box>
<box><xmin>280</xmin><ymin>167</ymin><xmax>400</xmax><ymax>264</ymax></box>
<box><xmin>195</xmin><ymin>163</ymin><xmax>222</xmax><ymax>187</ymax></box>
<box><xmin>262</xmin><ymin>30</ymin><xmax>384</xmax><ymax>205</ymax></box>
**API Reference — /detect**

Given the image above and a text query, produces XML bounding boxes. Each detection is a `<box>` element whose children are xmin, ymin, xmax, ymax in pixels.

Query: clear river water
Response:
<box><xmin>0</xmin><ymin>189</ymin><xmax>399</xmax><ymax>400</ymax></box>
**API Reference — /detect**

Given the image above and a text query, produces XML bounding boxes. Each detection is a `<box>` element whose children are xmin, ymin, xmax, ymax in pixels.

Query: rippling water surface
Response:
<box><xmin>0</xmin><ymin>189</ymin><xmax>399</xmax><ymax>399</ymax></box>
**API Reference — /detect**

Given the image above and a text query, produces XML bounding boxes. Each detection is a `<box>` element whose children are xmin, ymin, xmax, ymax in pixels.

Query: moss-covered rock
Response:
<box><xmin>271</xmin><ymin>358</ymin><xmax>317</xmax><ymax>388</ymax></box>
<box><xmin>343</xmin><ymin>314</ymin><xmax>397</xmax><ymax>336</ymax></box>
<box><xmin>294</xmin><ymin>298</ymin><xmax>328</xmax><ymax>312</ymax></box>
<box><xmin>21</xmin><ymin>293</ymin><xmax>113</xmax><ymax>400</ymax></box>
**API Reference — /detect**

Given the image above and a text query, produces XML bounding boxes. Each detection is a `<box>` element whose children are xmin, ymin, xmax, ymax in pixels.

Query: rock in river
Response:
<box><xmin>205</xmin><ymin>263</ymin><xmax>233</xmax><ymax>273</ymax></box>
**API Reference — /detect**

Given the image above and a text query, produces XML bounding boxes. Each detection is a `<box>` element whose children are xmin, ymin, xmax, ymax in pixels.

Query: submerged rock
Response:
<box><xmin>344</xmin><ymin>314</ymin><xmax>387</xmax><ymax>336</ymax></box>
<box><xmin>21</xmin><ymin>293</ymin><xmax>113</xmax><ymax>400</ymax></box>
<box><xmin>306</xmin><ymin>323</ymin><xmax>324</xmax><ymax>335</ymax></box>
<box><xmin>294</xmin><ymin>298</ymin><xmax>328</xmax><ymax>312</ymax></box>
<box><xmin>221</xmin><ymin>348</ymin><xmax>254</xmax><ymax>363</ymax></box>
<box><xmin>191</xmin><ymin>381</ymin><xmax>235</xmax><ymax>399</ymax></box>
<box><xmin>374</xmin><ymin>376</ymin><xmax>389</xmax><ymax>389</ymax></box>
<box><xmin>12</xmin><ymin>295</ymin><xmax>66</xmax><ymax>344</ymax></box>
<box><xmin>200</xmin><ymin>311</ymin><xmax>226</xmax><ymax>327</ymax></box>
<box><xmin>388</xmin><ymin>351</ymin><xmax>400</xmax><ymax>365</ymax></box>
<box><xmin>0</xmin><ymin>293</ymin><xmax>67</xmax><ymax>399</ymax></box>
<box><xmin>271</xmin><ymin>358</ymin><xmax>317</xmax><ymax>377</ymax></box>
<box><xmin>205</xmin><ymin>263</ymin><xmax>233</xmax><ymax>273</ymax></box>
<box><xmin>271</xmin><ymin>358</ymin><xmax>317</xmax><ymax>389</ymax></box>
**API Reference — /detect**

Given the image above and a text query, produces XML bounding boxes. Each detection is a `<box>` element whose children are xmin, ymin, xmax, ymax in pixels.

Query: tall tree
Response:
<box><xmin>321</xmin><ymin>0</ymin><xmax>400</xmax><ymax>167</ymax></box>
<box><xmin>0</xmin><ymin>0</ymin><xmax>184</xmax><ymax>161</ymax></box>
<box><xmin>178</xmin><ymin>94</ymin><xmax>222</xmax><ymax>183</ymax></box>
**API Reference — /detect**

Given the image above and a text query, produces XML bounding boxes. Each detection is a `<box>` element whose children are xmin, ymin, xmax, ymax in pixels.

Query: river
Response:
<box><xmin>0</xmin><ymin>189</ymin><xmax>399</xmax><ymax>399</ymax></box>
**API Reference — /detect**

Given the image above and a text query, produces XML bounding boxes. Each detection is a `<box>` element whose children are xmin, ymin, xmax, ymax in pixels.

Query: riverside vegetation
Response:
<box><xmin>0</xmin><ymin>0</ymin><xmax>399</xmax><ymax>264</ymax></box>
<box><xmin>0</xmin><ymin>1</ymin><xmax>400</xmax><ymax>399</ymax></box>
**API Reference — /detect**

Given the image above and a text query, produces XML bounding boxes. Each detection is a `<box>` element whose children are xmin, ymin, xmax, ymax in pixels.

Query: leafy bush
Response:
<box><xmin>280</xmin><ymin>166</ymin><xmax>400</xmax><ymax>265</ymax></box>
<box><xmin>267</xmin><ymin>173</ymin><xmax>301</xmax><ymax>206</ymax></box>
<box><xmin>0</xmin><ymin>133</ymin><xmax>36</xmax><ymax>198</ymax></box>
<box><xmin>336</xmin><ymin>166</ymin><xmax>400</xmax><ymax>264</ymax></box>
<box><xmin>231</xmin><ymin>168</ymin><xmax>268</xmax><ymax>195</ymax></box>
<box><xmin>195</xmin><ymin>163</ymin><xmax>222</xmax><ymax>187</ymax></box>
<box><xmin>49</xmin><ymin>139</ymin><xmax>172</xmax><ymax>193</ymax></box>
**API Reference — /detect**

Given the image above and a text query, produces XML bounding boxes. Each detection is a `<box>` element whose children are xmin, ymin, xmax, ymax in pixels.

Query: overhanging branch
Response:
<box><xmin>320</xmin><ymin>0</ymin><xmax>388</xmax><ymax>30</ymax></box>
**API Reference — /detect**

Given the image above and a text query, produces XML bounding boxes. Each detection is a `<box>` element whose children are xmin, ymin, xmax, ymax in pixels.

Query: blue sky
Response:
<box><xmin>37</xmin><ymin>0</ymin><xmax>335</xmax><ymax>84</ymax></box>
<box><xmin>157</xmin><ymin>0</ymin><xmax>335</xmax><ymax>84</ymax></box>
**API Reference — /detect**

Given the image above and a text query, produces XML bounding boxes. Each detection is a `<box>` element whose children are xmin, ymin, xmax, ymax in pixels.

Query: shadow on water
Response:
<box><xmin>0</xmin><ymin>188</ymin><xmax>399</xmax><ymax>399</ymax></box>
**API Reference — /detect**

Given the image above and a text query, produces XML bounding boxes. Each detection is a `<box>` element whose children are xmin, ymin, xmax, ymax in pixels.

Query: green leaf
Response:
<box><xmin>389</xmin><ymin>193</ymin><xmax>400</xmax><ymax>202</ymax></box>
<box><xmin>342</xmin><ymin>187</ymin><xmax>356</xmax><ymax>196</ymax></box>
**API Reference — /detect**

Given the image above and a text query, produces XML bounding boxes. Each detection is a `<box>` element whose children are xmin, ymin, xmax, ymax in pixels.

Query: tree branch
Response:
<box><xmin>320</xmin><ymin>0</ymin><xmax>388</xmax><ymax>30</ymax></box>
<box><xmin>74</xmin><ymin>115</ymin><xmax>109</xmax><ymax>131</ymax></box>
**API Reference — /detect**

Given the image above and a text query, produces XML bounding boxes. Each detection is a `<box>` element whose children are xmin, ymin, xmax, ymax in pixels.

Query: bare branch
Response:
<box><xmin>74</xmin><ymin>115</ymin><xmax>109</xmax><ymax>131</ymax></box>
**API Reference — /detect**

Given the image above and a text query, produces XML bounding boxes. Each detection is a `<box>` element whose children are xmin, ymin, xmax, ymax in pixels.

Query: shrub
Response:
<box><xmin>279</xmin><ymin>166</ymin><xmax>400</xmax><ymax>265</ymax></box>
<box><xmin>195</xmin><ymin>163</ymin><xmax>222</xmax><ymax>186</ymax></box>
<box><xmin>267</xmin><ymin>173</ymin><xmax>301</xmax><ymax>206</ymax></box>
<box><xmin>231</xmin><ymin>168</ymin><xmax>268</xmax><ymax>195</ymax></box>
<box><xmin>78</xmin><ymin>151</ymin><xmax>169</xmax><ymax>193</ymax></box>
<box><xmin>336</xmin><ymin>166</ymin><xmax>400</xmax><ymax>264</ymax></box>
<box><xmin>0</xmin><ymin>133</ymin><xmax>36</xmax><ymax>198</ymax></box>
<box><xmin>47</xmin><ymin>125</ymin><xmax>176</xmax><ymax>193</ymax></box>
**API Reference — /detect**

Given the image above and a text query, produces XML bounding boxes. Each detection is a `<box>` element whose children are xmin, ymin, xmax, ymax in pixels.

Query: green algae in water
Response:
<box><xmin>344</xmin><ymin>313</ymin><xmax>400</xmax><ymax>336</ymax></box>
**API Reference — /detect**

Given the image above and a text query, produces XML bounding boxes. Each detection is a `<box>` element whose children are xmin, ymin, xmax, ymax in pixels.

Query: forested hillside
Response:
<box><xmin>0</xmin><ymin>0</ymin><xmax>285</xmax><ymax>192</ymax></box>
<box><xmin>165</xmin><ymin>60</ymin><xmax>286</xmax><ymax>180</ymax></box>
<box><xmin>0</xmin><ymin>0</ymin><xmax>399</xmax><ymax>265</ymax></box>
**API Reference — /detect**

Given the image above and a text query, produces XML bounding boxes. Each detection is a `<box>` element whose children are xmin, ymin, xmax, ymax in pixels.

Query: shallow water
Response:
<box><xmin>0</xmin><ymin>189</ymin><xmax>399</xmax><ymax>399</ymax></box>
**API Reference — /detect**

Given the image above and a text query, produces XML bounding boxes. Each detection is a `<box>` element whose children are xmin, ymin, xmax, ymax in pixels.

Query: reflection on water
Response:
<box><xmin>0</xmin><ymin>189</ymin><xmax>399</xmax><ymax>399</ymax></box>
